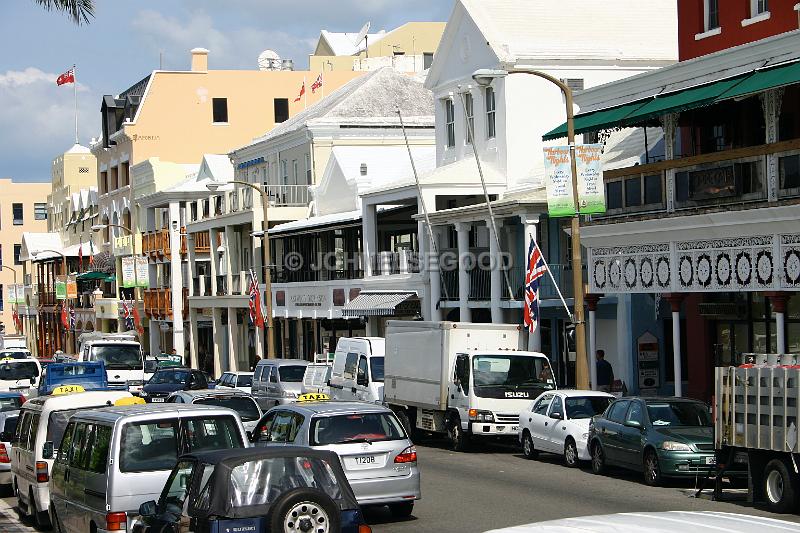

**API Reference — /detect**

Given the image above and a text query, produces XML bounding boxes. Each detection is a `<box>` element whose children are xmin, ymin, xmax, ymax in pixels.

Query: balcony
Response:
<box><xmin>192</xmin><ymin>275</ymin><xmax>212</xmax><ymax>296</ymax></box>
<box><xmin>144</xmin><ymin>288</ymin><xmax>189</xmax><ymax>320</ymax></box>
<box><xmin>190</xmin><ymin>184</ymin><xmax>312</xmax><ymax>224</ymax></box>
<box><xmin>369</xmin><ymin>251</ymin><xmax>421</xmax><ymax>276</ymax></box>
<box><xmin>193</xmin><ymin>231</ymin><xmax>211</xmax><ymax>253</ymax></box>
<box><xmin>440</xmin><ymin>264</ymin><xmax>583</xmax><ymax>302</ymax></box>
<box><xmin>142</xmin><ymin>228</ymin><xmax>171</xmax><ymax>260</ymax></box>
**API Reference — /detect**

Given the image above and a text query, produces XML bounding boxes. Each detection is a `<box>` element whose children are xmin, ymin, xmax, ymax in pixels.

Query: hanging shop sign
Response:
<box><xmin>55</xmin><ymin>276</ymin><xmax>67</xmax><ymax>300</ymax></box>
<box><xmin>66</xmin><ymin>275</ymin><xmax>78</xmax><ymax>299</ymax></box>
<box><xmin>544</xmin><ymin>144</ymin><xmax>606</xmax><ymax>217</ymax></box>
<box><xmin>543</xmin><ymin>146</ymin><xmax>575</xmax><ymax>217</ymax></box>
<box><xmin>575</xmin><ymin>143</ymin><xmax>606</xmax><ymax>215</ymax></box>
<box><xmin>121</xmin><ymin>256</ymin><xmax>149</xmax><ymax>288</ymax></box>
<box><xmin>637</xmin><ymin>331</ymin><xmax>660</xmax><ymax>391</ymax></box>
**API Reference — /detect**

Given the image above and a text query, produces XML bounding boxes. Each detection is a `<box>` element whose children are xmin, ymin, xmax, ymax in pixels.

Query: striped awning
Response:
<box><xmin>340</xmin><ymin>291</ymin><xmax>419</xmax><ymax>317</ymax></box>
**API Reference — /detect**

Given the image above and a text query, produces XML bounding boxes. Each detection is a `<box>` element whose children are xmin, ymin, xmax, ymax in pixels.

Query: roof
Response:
<box><xmin>276</xmin><ymin>401</ymin><xmax>392</xmax><ymax>416</ymax></box>
<box><xmin>73</xmin><ymin>403</ymin><xmax>235</xmax><ymax>422</ymax></box>
<box><xmin>255</xmin><ymin>359</ymin><xmax>309</xmax><ymax>367</ymax></box>
<box><xmin>269</xmin><ymin>210</ymin><xmax>362</xmax><ymax>235</ymax></box>
<box><xmin>19</xmin><ymin>232</ymin><xmax>63</xmax><ymax>262</ymax></box>
<box><xmin>172</xmin><ymin>389</ymin><xmax>252</xmax><ymax>399</ymax></box>
<box><xmin>318</xmin><ymin>29</ymin><xmax>386</xmax><ymax>56</ymax></box>
<box><xmin>65</xmin><ymin>143</ymin><xmax>91</xmax><ymax>154</ymax></box>
<box><xmin>23</xmin><ymin>390</ymin><xmax>131</xmax><ymax>410</ymax></box>
<box><xmin>239</xmin><ymin>68</ymin><xmax>433</xmax><ymax>151</ymax></box>
<box><xmin>549</xmin><ymin>389</ymin><xmax>615</xmax><ymax>398</ymax></box>
<box><xmin>183</xmin><ymin>445</ymin><xmax>339</xmax><ymax>466</ymax></box>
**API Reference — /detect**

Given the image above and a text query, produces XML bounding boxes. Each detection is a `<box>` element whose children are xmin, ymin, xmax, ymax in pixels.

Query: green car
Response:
<box><xmin>588</xmin><ymin>397</ymin><xmax>715</xmax><ymax>485</ymax></box>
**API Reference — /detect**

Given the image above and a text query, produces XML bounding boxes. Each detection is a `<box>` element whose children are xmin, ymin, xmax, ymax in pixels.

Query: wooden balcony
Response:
<box><xmin>144</xmin><ymin>288</ymin><xmax>189</xmax><ymax>320</ymax></box>
<box><xmin>193</xmin><ymin>231</ymin><xmax>211</xmax><ymax>253</ymax></box>
<box><xmin>142</xmin><ymin>229</ymin><xmax>171</xmax><ymax>260</ymax></box>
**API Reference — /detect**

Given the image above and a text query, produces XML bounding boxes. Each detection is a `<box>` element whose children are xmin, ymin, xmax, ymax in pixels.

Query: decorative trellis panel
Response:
<box><xmin>589</xmin><ymin>233</ymin><xmax>800</xmax><ymax>294</ymax></box>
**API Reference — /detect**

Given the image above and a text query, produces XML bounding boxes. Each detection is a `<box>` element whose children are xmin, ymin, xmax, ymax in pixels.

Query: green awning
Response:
<box><xmin>77</xmin><ymin>271</ymin><xmax>106</xmax><ymax>280</ymax></box>
<box><xmin>542</xmin><ymin>100</ymin><xmax>648</xmax><ymax>141</ymax></box>
<box><xmin>718</xmin><ymin>60</ymin><xmax>800</xmax><ymax>101</ymax></box>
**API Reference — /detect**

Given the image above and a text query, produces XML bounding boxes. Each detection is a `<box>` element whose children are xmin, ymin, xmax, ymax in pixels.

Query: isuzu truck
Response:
<box><xmin>383</xmin><ymin>321</ymin><xmax>555</xmax><ymax>451</ymax></box>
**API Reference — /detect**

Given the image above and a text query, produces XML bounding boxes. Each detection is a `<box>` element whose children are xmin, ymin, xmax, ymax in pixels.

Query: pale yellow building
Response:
<box><xmin>49</xmin><ymin>143</ymin><xmax>98</xmax><ymax>246</ymax></box>
<box><xmin>0</xmin><ymin>178</ymin><xmax>50</xmax><ymax>336</ymax></box>
<box><xmin>310</xmin><ymin>22</ymin><xmax>446</xmax><ymax>72</ymax></box>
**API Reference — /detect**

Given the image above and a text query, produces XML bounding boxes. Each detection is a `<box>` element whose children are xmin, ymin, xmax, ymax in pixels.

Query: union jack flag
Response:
<box><xmin>121</xmin><ymin>300</ymin><xmax>134</xmax><ymax>331</ymax></box>
<box><xmin>311</xmin><ymin>73</ymin><xmax>323</xmax><ymax>93</ymax></box>
<box><xmin>523</xmin><ymin>240</ymin><xmax>547</xmax><ymax>333</ymax></box>
<box><xmin>248</xmin><ymin>270</ymin><xmax>265</xmax><ymax>328</ymax></box>
<box><xmin>69</xmin><ymin>303</ymin><xmax>76</xmax><ymax>330</ymax></box>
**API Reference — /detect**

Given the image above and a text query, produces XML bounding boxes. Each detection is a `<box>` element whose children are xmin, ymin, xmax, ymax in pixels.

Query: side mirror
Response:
<box><xmin>139</xmin><ymin>500</ymin><xmax>157</xmax><ymax>517</ymax></box>
<box><xmin>0</xmin><ymin>431</ymin><xmax>10</xmax><ymax>442</ymax></box>
<box><xmin>357</xmin><ymin>373</ymin><xmax>368</xmax><ymax>387</ymax></box>
<box><xmin>549</xmin><ymin>412</ymin><xmax>563</xmax><ymax>420</ymax></box>
<box><xmin>625</xmin><ymin>419</ymin><xmax>643</xmax><ymax>429</ymax></box>
<box><xmin>30</xmin><ymin>377</ymin><xmax>36</xmax><ymax>384</ymax></box>
<box><xmin>42</xmin><ymin>441</ymin><xmax>54</xmax><ymax>460</ymax></box>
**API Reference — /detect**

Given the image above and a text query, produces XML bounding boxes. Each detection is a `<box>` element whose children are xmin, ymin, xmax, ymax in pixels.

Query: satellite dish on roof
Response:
<box><xmin>354</xmin><ymin>21</ymin><xmax>370</xmax><ymax>48</ymax></box>
<box><xmin>257</xmin><ymin>49</ymin><xmax>281</xmax><ymax>71</ymax></box>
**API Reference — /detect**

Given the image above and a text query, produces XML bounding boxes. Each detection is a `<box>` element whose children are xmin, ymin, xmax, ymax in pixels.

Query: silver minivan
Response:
<box><xmin>49</xmin><ymin>403</ymin><xmax>248</xmax><ymax>533</ymax></box>
<box><xmin>252</xmin><ymin>359</ymin><xmax>309</xmax><ymax>409</ymax></box>
<box><xmin>252</xmin><ymin>401</ymin><xmax>420</xmax><ymax>517</ymax></box>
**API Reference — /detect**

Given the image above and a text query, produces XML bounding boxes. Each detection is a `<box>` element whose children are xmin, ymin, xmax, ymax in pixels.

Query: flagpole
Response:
<box><xmin>321</xmin><ymin>72</ymin><xmax>324</xmax><ymax>99</ymax></box>
<box><xmin>73</xmin><ymin>64</ymin><xmax>78</xmax><ymax>144</ymax></box>
<box><xmin>531</xmin><ymin>235</ymin><xmax>573</xmax><ymax>321</ymax></box>
<box><xmin>303</xmin><ymin>76</ymin><xmax>307</xmax><ymax>110</ymax></box>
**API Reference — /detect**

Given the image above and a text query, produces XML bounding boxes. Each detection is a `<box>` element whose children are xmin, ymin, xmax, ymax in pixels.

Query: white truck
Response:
<box><xmin>76</xmin><ymin>332</ymin><xmax>145</xmax><ymax>394</ymax></box>
<box><xmin>384</xmin><ymin>321</ymin><xmax>556</xmax><ymax>451</ymax></box>
<box><xmin>714</xmin><ymin>359</ymin><xmax>800</xmax><ymax>514</ymax></box>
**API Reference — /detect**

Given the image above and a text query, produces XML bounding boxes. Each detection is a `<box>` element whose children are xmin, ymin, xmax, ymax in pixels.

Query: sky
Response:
<box><xmin>0</xmin><ymin>0</ymin><xmax>454</xmax><ymax>183</ymax></box>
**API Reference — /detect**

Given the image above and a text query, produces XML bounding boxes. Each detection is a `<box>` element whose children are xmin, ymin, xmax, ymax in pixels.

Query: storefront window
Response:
<box><xmin>788</xmin><ymin>324</ymin><xmax>800</xmax><ymax>354</ymax></box>
<box><xmin>789</xmin><ymin>295</ymin><xmax>800</xmax><ymax>319</ymax></box>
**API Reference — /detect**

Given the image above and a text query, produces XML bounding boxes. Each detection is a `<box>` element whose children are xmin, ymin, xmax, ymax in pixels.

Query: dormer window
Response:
<box><xmin>444</xmin><ymin>99</ymin><xmax>455</xmax><ymax>148</ymax></box>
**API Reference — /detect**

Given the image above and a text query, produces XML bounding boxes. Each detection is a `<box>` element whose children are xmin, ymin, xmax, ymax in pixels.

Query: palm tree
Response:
<box><xmin>34</xmin><ymin>0</ymin><xmax>94</xmax><ymax>25</ymax></box>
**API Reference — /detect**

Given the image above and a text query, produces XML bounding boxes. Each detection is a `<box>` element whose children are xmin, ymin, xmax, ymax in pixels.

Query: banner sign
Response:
<box><xmin>113</xmin><ymin>234</ymin><xmax>133</xmax><ymax>256</ymax></box>
<box><xmin>55</xmin><ymin>276</ymin><xmax>67</xmax><ymax>300</ymax></box>
<box><xmin>575</xmin><ymin>144</ymin><xmax>606</xmax><ymax>214</ymax></box>
<box><xmin>7</xmin><ymin>284</ymin><xmax>20</xmax><ymax>304</ymax></box>
<box><xmin>543</xmin><ymin>146</ymin><xmax>576</xmax><ymax>217</ymax></box>
<box><xmin>121</xmin><ymin>256</ymin><xmax>149</xmax><ymax>288</ymax></box>
<box><xmin>66</xmin><ymin>275</ymin><xmax>78</xmax><ymax>299</ymax></box>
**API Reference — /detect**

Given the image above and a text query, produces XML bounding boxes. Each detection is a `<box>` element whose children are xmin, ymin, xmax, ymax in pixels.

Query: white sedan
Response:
<box><xmin>518</xmin><ymin>389</ymin><xmax>613</xmax><ymax>466</ymax></box>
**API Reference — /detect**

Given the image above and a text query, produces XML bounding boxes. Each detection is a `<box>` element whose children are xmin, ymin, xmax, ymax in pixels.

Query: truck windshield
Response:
<box><xmin>472</xmin><ymin>355</ymin><xmax>554</xmax><ymax>391</ymax></box>
<box><xmin>0</xmin><ymin>361</ymin><xmax>39</xmax><ymax>381</ymax></box>
<box><xmin>91</xmin><ymin>345</ymin><xmax>142</xmax><ymax>370</ymax></box>
<box><xmin>370</xmin><ymin>357</ymin><xmax>384</xmax><ymax>382</ymax></box>
<box><xmin>646</xmin><ymin>401</ymin><xmax>711</xmax><ymax>427</ymax></box>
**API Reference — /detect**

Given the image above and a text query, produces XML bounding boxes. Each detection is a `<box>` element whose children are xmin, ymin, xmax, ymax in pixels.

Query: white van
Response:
<box><xmin>49</xmin><ymin>403</ymin><xmax>248</xmax><ymax>533</ymax></box>
<box><xmin>11</xmin><ymin>390</ymin><xmax>132</xmax><ymax>527</ymax></box>
<box><xmin>0</xmin><ymin>358</ymin><xmax>42</xmax><ymax>398</ymax></box>
<box><xmin>330</xmin><ymin>337</ymin><xmax>385</xmax><ymax>403</ymax></box>
<box><xmin>79</xmin><ymin>337</ymin><xmax>145</xmax><ymax>393</ymax></box>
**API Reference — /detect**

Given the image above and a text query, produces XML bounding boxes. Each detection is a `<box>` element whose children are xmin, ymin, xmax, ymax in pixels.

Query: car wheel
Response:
<box><xmin>388</xmin><ymin>501</ymin><xmax>414</xmax><ymax>518</ymax></box>
<box><xmin>31</xmin><ymin>490</ymin><xmax>51</xmax><ymax>528</ymax></box>
<box><xmin>522</xmin><ymin>431</ymin><xmax>538</xmax><ymax>460</ymax></box>
<box><xmin>591</xmin><ymin>442</ymin><xmax>606</xmax><ymax>475</ymax></box>
<box><xmin>396</xmin><ymin>410</ymin><xmax>419</xmax><ymax>442</ymax></box>
<box><xmin>764</xmin><ymin>459</ymin><xmax>799</xmax><ymax>513</ymax></box>
<box><xmin>643</xmin><ymin>449</ymin><xmax>662</xmax><ymax>486</ymax></box>
<box><xmin>564</xmin><ymin>438</ymin><xmax>579</xmax><ymax>468</ymax></box>
<box><xmin>269</xmin><ymin>487</ymin><xmax>340</xmax><ymax>533</ymax></box>
<box><xmin>448</xmin><ymin>417</ymin><xmax>470</xmax><ymax>452</ymax></box>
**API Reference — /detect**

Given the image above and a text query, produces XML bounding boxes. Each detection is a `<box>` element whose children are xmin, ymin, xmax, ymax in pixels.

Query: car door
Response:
<box><xmin>355</xmin><ymin>355</ymin><xmax>370</xmax><ymax>401</ymax></box>
<box><xmin>266</xmin><ymin>366</ymin><xmax>280</xmax><ymax>406</ymax></box>
<box><xmin>528</xmin><ymin>394</ymin><xmax>554</xmax><ymax>449</ymax></box>
<box><xmin>600</xmin><ymin>400</ymin><xmax>630</xmax><ymax>465</ymax></box>
<box><xmin>449</xmin><ymin>354</ymin><xmax>471</xmax><ymax>424</ymax></box>
<box><xmin>49</xmin><ymin>421</ymin><xmax>75</xmax><ymax>532</ymax></box>
<box><xmin>618</xmin><ymin>400</ymin><xmax>646</xmax><ymax>468</ymax></box>
<box><xmin>544</xmin><ymin>395</ymin><xmax>568</xmax><ymax>452</ymax></box>
<box><xmin>13</xmin><ymin>411</ymin><xmax>32</xmax><ymax>496</ymax></box>
<box><xmin>63</xmin><ymin>421</ymin><xmax>88</xmax><ymax>533</ymax></box>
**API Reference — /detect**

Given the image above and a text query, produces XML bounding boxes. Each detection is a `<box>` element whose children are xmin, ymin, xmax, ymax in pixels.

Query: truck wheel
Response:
<box><xmin>522</xmin><ymin>431</ymin><xmax>538</xmax><ymax>459</ymax></box>
<box><xmin>396</xmin><ymin>410</ymin><xmax>417</xmax><ymax>441</ymax></box>
<box><xmin>591</xmin><ymin>442</ymin><xmax>606</xmax><ymax>475</ymax></box>
<box><xmin>448</xmin><ymin>418</ymin><xmax>470</xmax><ymax>452</ymax></box>
<box><xmin>764</xmin><ymin>459</ymin><xmax>799</xmax><ymax>513</ymax></box>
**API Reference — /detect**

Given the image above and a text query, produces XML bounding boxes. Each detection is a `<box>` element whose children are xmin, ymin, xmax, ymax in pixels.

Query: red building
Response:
<box><xmin>679</xmin><ymin>0</ymin><xmax>799</xmax><ymax>60</ymax></box>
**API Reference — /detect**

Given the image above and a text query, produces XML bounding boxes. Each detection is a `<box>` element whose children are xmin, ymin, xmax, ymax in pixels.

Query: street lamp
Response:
<box><xmin>472</xmin><ymin>67</ymin><xmax>589</xmax><ymax>390</ymax></box>
<box><xmin>1</xmin><ymin>265</ymin><xmax>20</xmax><ymax>335</ymax></box>
<box><xmin>206</xmin><ymin>180</ymin><xmax>275</xmax><ymax>359</ymax></box>
<box><xmin>92</xmin><ymin>223</ymin><xmax>141</xmax><ymax>340</ymax></box>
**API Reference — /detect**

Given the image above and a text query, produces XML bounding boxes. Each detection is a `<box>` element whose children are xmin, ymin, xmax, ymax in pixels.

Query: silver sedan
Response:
<box><xmin>166</xmin><ymin>389</ymin><xmax>263</xmax><ymax>434</ymax></box>
<box><xmin>251</xmin><ymin>400</ymin><xmax>420</xmax><ymax>518</ymax></box>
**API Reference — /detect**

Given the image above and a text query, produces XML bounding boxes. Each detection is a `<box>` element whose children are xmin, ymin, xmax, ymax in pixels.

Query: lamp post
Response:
<box><xmin>32</xmin><ymin>249</ymin><xmax>70</xmax><ymax>355</ymax></box>
<box><xmin>207</xmin><ymin>181</ymin><xmax>275</xmax><ymax>359</ymax></box>
<box><xmin>472</xmin><ymin>67</ymin><xmax>589</xmax><ymax>390</ymax></box>
<box><xmin>92</xmin><ymin>223</ymin><xmax>140</xmax><ymax>340</ymax></box>
<box><xmin>1</xmin><ymin>265</ymin><xmax>19</xmax><ymax>335</ymax></box>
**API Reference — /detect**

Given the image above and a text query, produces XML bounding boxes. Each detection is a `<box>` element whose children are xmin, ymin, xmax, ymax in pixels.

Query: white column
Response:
<box><xmin>223</xmin><ymin>226</ymin><xmax>235</xmax><ymax>294</ymax></box>
<box><xmin>212</xmin><ymin>308</ymin><xmax>223</xmax><ymax>377</ymax></box>
<box><xmin>589</xmin><ymin>309</ymin><xmax>597</xmax><ymax>390</ymax></box>
<box><xmin>489</xmin><ymin>218</ymin><xmax>504</xmax><ymax>323</ymax></box>
<box><xmin>662</xmin><ymin>113</ymin><xmax>677</xmax><ymax>213</ymax></box>
<box><xmin>455</xmin><ymin>222</ymin><xmax>472</xmax><ymax>323</ymax></box>
<box><xmin>169</xmin><ymin>202</ymin><xmax>185</xmax><ymax>357</ymax></box>
<box><xmin>209</xmin><ymin>228</ymin><xmax>219</xmax><ymax>295</ymax></box>
<box><xmin>667</xmin><ymin>295</ymin><xmax>683</xmax><ymax>397</ymax></box>
<box><xmin>149</xmin><ymin>325</ymin><xmax>160</xmax><ymax>356</ymax></box>
<box><xmin>428</xmin><ymin>225</ymin><xmax>442</xmax><ymax>322</ymax></box>
<box><xmin>522</xmin><ymin>216</ymin><xmax>540</xmax><ymax>351</ymax></box>
<box><xmin>777</xmin><ymin>312</ymin><xmax>786</xmax><ymax>354</ymax></box>
<box><xmin>189</xmin><ymin>308</ymin><xmax>199</xmax><ymax>369</ymax></box>
<box><xmin>362</xmin><ymin>203</ymin><xmax>377</xmax><ymax>277</ymax></box>
<box><xmin>187</xmin><ymin>231</ymin><xmax>197</xmax><ymax>297</ymax></box>
<box><xmin>227</xmin><ymin>307</ymin><xmax>238</xmax><ymax>372</ymax></box>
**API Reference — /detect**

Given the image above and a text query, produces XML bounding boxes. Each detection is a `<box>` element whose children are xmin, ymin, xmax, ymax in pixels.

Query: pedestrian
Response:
<box><xmin>596</xmin><ymin>349</ymin><xmax>614</xmax><ymax>392</ymax></box>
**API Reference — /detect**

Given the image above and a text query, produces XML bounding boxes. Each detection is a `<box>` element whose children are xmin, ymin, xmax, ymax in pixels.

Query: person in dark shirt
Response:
<box><xmin>595</xmin><ymin>349</ymin><xmax>614</xmax><ymax>392</ymax></box>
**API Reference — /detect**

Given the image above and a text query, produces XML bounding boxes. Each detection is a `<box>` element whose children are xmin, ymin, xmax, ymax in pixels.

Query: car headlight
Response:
<box><xmin>127</xmin><ymin>380</ymin><xmax>143</xmax><ymax>387</ymax></box>
<box><xmin>662</xmin><ymin>441</ymin><xmax>692</xmax><ymax>452</ymax></box>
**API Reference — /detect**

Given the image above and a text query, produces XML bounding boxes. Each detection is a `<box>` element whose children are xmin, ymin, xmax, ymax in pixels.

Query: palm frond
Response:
<box><xmin>33</xmin><ymin>0</ymin><xmax>95</xmax><ymax>25</ymax></box>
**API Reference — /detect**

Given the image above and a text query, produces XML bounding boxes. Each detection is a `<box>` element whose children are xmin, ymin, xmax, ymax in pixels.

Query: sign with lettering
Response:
<box><xmin>575</xmin><ymin>144</ymin><xmax>606</xmax><ymax>214</ymax></box>
<box><xmin>66</xmin><ymin>275</ymin><xmax>78</xmax><ymax>299</ymax></box>
<box><xmin>121</xmin><ymin>256</ymin><xmax>149</xmax><ymax>288</ymax></box>
<box><xmin>543</xmin><ymin>146</ymin><xmax>576</xmax><ymax>217</ymax></box>
<box><xmin>637</xmin><ymin>331</ymin><xmax>660</xmax><ymax>390</ymax></box>
<box><xmin>690</xmin><ymin>166</ymin><xmax>736</xmax><ymax>200</ymax></box>
<box><xmin>290</xmin><ymin>293</ymin><xmax>327</xmax><ymax>308</ymax></box>
<box><xmin>55</xmin><ymin>276</ymin><xmax>67</xmax><ymax>300</ymax></box>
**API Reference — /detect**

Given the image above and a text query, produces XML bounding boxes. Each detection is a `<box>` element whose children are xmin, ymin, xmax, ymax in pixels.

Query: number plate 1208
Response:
<box><xmin>354</xmin><ymin>455</ymin><xmax>376</xmax><ymax>465</ymax></box>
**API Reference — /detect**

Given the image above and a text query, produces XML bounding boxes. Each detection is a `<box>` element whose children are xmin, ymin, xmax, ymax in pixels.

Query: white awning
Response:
<box><xmin>340</xmin><ymin>291</ymin><xmax>419</xmax><ymax>317</ymax></box>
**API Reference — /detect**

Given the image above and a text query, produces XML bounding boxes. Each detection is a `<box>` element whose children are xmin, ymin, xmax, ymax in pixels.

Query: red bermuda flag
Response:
<box><xmin>293</xmin><ymin>81</ymin><xmax>305</xmax><ymax>102</ymax></box>
<box><xmin>56</xmin><ymin>68</ymin><xmax>75</xmax><ymax>86</ymax></box>
<box><xmin>311</xmin><ymin>73</ymin><xmax>323</xmax><ymax>93</ymax></box>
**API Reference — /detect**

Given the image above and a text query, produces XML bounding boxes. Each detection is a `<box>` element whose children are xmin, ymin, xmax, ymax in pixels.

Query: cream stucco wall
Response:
<box><xmin>49</xmin><ymin>146</ymin><xmax>98</xmax><ymax>247</ymax></box>
<box><xmin>0</xmin><ymin>178</ymin><xmax>50</xmax><ymax>334</ymax></box>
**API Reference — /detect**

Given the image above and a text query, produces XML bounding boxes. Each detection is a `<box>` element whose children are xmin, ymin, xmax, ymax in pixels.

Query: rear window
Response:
<box><xmin>195</xmin><ymin>396</ymin><xmax>260</xmax><ymax>422</ymax></box>
<box><xmin>565</xmin><ymin>397</ymin><xmax>614</xmax><ymax>420</ymax></box>
<box><xmin>3</xmin><ymin>415</ymin><xmax>18</xmax><ymax>437</ymax></box>
<box><xmin>0</xmin><ymin>361</ymin><xmax>39</xmax><ymax>380</ymax></box>
<box><xmin>311</xmin><ymin>412</ymin><xmax>406</xmax><ymax>446</ymax></box>
<box><xmin>278</xmin><ymin>366</ymin><xmax>306</xmax><ymax>383</ymax></box>
<box><xmin>183</xmin><ymin>417</ymin><xmax>243</xmax><ymax>452</ymax></box>
<box><xmin>229</xmin><ymin>456</ymin><xmax>342</xmax><ymax>508</ymax></box>
<box><xmin>0</xmin><ymin>395</ymin><xmax>23</xmax><ymax>411</ymax></box>
<box><xmin>150</xmin><ymin>369</ymin><xmax>190</xmax><ymax>384</ymax></box>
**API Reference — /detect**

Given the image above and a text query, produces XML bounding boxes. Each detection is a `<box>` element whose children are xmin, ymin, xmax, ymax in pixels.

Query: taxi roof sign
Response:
<box><xmin>52</xmin><ymin>385</ymin><xmax>85</xmax><ymax>395</ymax></box>
<box><xmin>297</xmin><ymin>393</ymin><xmax>330</xmax><ymax>403</ymax></box>
<box><xmin>114</xmin><ymin>396</ymin><xmax>146</xmax><ymax>406</ymax></box>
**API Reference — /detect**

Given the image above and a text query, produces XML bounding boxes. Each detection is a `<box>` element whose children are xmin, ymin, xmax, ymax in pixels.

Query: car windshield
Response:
<box><xmin>229</xmin><ymin>456</ymin><xmax>342</xmax><ymax>508</ymax></box>
<box><xmin>195</xmin><ymin>396</ymin><xmax>260</xmax><ymax>422</ymax></box>
<box><xmin>370</xmin><ymin>357</ymin><xmax>384</xmax><ymax>382</ymax></box>
<box><xmin>565</xmin><ymin>396</ymin><xmax>614</xmax><ymax>420</ymax></box>
<box><xmin>236</xmin><ymin>375</ymin><xmax>253</xmax><ymax>387</ymax></box>
<box><xmin>150</xmin><ymin>369</ymin><xmax>190</xmax><ymax>385</ymax></box>
<box><xmin>0</xmin><ymin>396</ymin><xmax>22</xmax><ymax>411</ymax></box>
<box><xmin>91</xmin><ymin>345</ymin><xmax>142</xmax><ymax>370</ymax></box>
<box><xmin>472</xmin><ymin>355</ymin><xmax>555</xmax><ymax>389</ymax></box>
<box><xmin>278</xmin><ymin>366</ymin><xmax>306</xmax><ymax>383</ymax></box>
<box><xmin>311</xmin><ymin>412</ymin><xmax>406</xmax><ymax>445</ymax></box>
<box><xmin>647</xmin><ymin>401</ymin><xmax>712</xmax><ymax>427</ymax></box>
<box><xmin>0</xmin><ymin>351</ymin><xmax>29</xmax><ymax>359</ymax></box>
<box><xmin>0</xmin><ymin>361</ymin><xmax>38</xmax><ymax>381</ymax></box>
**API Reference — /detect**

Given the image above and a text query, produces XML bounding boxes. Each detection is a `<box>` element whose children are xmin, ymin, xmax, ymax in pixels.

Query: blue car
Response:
<box><xmin>37</xmin><ymin>361</ymin><xmax>114</xmax><ymax>395</ymax></box>
<box><xmin>133</xmin><ymin>447</ymin><xmax>370</xmax><ymax>533</ymax></box>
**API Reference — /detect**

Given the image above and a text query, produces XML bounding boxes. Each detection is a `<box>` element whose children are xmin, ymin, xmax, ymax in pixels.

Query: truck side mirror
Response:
<box><xmin>139</xmin><ymin>500</ymin><xmax>157</xmax><ymax>517</ymax></box>
<box><xmin>42</xmin><ymin>441</ymin><xmax>54</xmax><ymax>460</ymax></box>
<box><xmin>357</xmin><ymin>372</ymin><xmax>368</xmax><ymax>387</ymax></box>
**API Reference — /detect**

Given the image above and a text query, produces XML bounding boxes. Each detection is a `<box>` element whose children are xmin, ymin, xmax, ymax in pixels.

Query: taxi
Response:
<box><xmin>251</xmin><ymin>397</ymin><xmax>420</xmax><ymax>517</ymax></box>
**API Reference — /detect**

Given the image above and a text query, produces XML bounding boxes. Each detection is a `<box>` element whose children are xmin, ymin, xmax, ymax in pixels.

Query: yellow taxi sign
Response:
<box><xmin>53</xmin><ymin>385</ymin><xmax>85</xmax><ymax>395</ymax></box>
<box><xmin>114</xmin><ymin>396</ymin><xmax>146</xmax><ymax>406</ymax></box>
<box><xmin>1</xmin><ymin>357</ymin><xmax>14</xmax><ymax>362</ymax></box>
<box><xmin>297</xmin><ymin>393</ymin><xmax>330</xmax><ymax>402</ymax></box>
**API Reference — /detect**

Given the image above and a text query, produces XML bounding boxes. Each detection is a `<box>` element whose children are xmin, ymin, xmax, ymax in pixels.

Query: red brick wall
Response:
<box><xmin>679</xmin><ymin>0</ymin><xmax>799</xmax><ymax>61</ymax></box>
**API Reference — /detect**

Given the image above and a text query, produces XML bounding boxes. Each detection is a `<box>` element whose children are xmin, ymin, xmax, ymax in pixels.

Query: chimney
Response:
<box><xmin>190</xmin><ymin>48</ymin><xmax>209</xmax><ymax>72</ymax></box>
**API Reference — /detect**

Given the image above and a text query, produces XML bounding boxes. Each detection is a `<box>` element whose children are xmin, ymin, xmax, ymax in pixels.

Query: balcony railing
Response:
<box><xmin>439</xmin><ymin>264</ymin><xmax>583</xmax><ymax>302</ymax></box>
<box><xmin>192</xmin><ymin>184</ymin><xmax>312</xmax><ymax>223</ymax></box>
<box><xmin>264</xmin><ymin>184</ymin><xmax>309</xmax><ymax>207</ymax></box>
<box><xmin>369</xmin><ymin>251</ymin><xmax>421</xmax><ymax>276</ymax></box>
<box><xmin>216</xmin><ymin>275</ymin><xmax>227</xmax><ymax>296</ymax></box>
<box><xmin>193</xmin><ymin>231</ymin><xmax>211</xmax><ymax>253</ymax></box>
<box><xmin>192</xmin><ymin>275</ymin><xmax>213</xmax><ymax>296</ymax></box>
<box><xmin>142</xmin><ymin>228</ymin><xmax>171</xmax><ymax>259</ymax></box>
<box><xmin>144</xmin><ymin>288</ymin><xmax>189</xmax><ymax>320</ymax></box>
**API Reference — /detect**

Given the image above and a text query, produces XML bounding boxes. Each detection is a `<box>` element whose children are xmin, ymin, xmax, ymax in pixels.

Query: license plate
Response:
<box><xmin>151</xmin><ymin>397</ymin><xmax>164</xmax><ymax>403</ymax></box>
<box><xmin>705</xmin><ymin>456</ymin><xmax>716</xmax><ymax>465</ymax></box>
<box><xmin>354</xmin><ymin>455</ymin><xmax>376</xmax><ymax>465</ymax></box>
<box><xmin>511</xmin><ymin>426</ymin><xmax>520</xmax><ymax>432</ymax></box>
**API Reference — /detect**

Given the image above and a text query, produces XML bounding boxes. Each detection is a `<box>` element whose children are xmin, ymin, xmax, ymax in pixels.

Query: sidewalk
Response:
<box><xmin>0</xmin><ymin>496</ymin><xmax>36</xmax><ymax>533</ymax></box>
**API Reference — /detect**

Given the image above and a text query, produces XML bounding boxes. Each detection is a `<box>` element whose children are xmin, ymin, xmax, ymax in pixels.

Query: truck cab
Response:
<box><xmin>38</xmin><ymin>361</ymin><xmax>109</xmax><ymax>395</ymax></box>
<box><xmin>78</xmin><ymin>338</ymin><xmax>144</xmax><ymax>394</ymax></box>
<box><xmin>330</xmin><ymin>337</ymin><xmax>385</xmax><ymax>403</ymax></box>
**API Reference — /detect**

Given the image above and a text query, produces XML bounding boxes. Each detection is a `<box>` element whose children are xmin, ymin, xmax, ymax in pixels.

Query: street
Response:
<box><xmin>6</xmin><ymin>437</ymin><xmax>797</xmax><ymax>533</ymax></box>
